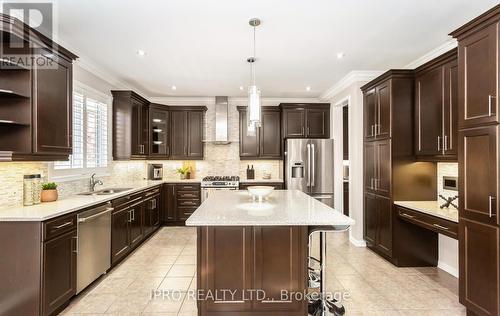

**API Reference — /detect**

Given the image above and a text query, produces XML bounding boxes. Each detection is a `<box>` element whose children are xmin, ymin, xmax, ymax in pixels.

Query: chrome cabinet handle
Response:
<box><xmin>489</xmin><ymin>196</ymin><xmax>496</xmax><ymax>218</ymax></box>
<box><xmin>433</xmin><ymin>224</ymin><xmax>449</xmax><ymax>230</ymax></box>
<box><xmin>437</xmin><ymin>136</ymin><xmax>441</xmax><ymax>151</ymax></box>
<box><xmin>73</xmin><ymin>236</ymin><xmax>78</xmax><ymax>253</ymax></box>
<box><xmin>374</xmin><ymin>178</ymin><xmax>378</xmax><ymax>190</ymax></box>
<box><xmin>444</xmin><ymin>135</ymin><xmax>448</xmax><ymax>151</ymax></box>
<box><xmin>400</xmin><ymin>213</ymin><xmax>415</xmax><ymax>219</ymax></box>
<box><xmin>488</xmin><ymin>95</ymin><xmax>495</xmax><ymax>116</ymax></box>
<box><xmin>377</xmin><ymin>124</ymin><xmax>381</xmax><ymax>135</ymax></box>
<box><xmin>302</xmin><ymin>126</ymin><xmax>305</xmax><ymax>136</ymax></box>
<box><xmin>53</xmin><ymin>221</ymin><xmax>73</xmax><ymax>229</ymax></box>
<box><xmin>371</xmin><ymin>125</ymin><xmax>375</xmax><ymax>137</ymax></box>
<box><xmin>306</xmin><ymin>144</ymin><xmax>311</xmax><ymax>187</ymax></box>
<box><xmin>311</xmin><ymin>143</ymin><xmax>315</xmax><ymax>187</ymax></box>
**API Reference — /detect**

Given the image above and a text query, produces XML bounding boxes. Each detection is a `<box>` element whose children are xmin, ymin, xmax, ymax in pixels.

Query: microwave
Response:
<box><xmin>443</xmin><ymin>176</ymin><xmax>458</xmax><ymax>191</ymax></box>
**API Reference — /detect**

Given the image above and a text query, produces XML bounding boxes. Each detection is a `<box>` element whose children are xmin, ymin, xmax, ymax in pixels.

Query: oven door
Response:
<box><xmin>201</xmin><ymin>187</ymin><xmax>237</xmax><ymax>202</ymax></box>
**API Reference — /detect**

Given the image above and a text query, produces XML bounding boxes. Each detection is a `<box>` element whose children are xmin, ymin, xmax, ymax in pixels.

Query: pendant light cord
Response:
<box><xmin>252</xmin><ymin>25</ymin><xmax>256</xmax><ymax>85</ymax></box>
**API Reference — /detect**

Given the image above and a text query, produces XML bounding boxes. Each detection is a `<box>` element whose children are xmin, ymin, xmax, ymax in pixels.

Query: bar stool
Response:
<box><xmin>308</xmin><ymin>225</ymin><xmax>350</xmax><ymax>316</ymax></box>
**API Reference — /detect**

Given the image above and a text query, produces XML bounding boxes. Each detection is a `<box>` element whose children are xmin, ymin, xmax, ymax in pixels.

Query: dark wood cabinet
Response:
<box><xmin>111</xmin><ymin>206</ymin><xmax>131</xmax><ymax>264</ymax></box>
<box><xmin>364</xmin><ymin>193</ymin><xmax>378</xmax><ymax>244</ymax></box>
<box><xmin>363</xmin><ymin>193</ymin><xmax>392</xmax><ymax>257</ymax></box>
<box><xmin>41</xmin><ymin>229</ymin><xmax>77</xmax><ymax>316</ymax></box>
<box><xmin>364</xmin><ymin>80</ymin><xmax>394</xmax><ymax>141</ymax></box>
<box><xmin>343</xmin><ymin>106</ymin><xmax>349</xmax><ymax>160</ymax></box>
<box><xmin>415</xmin><ymin>49</ymin><xmax>458</xmax><ymax>160</ymax></box>
<box><xmin>129</xmin><ymin>201</ymin><xmax>144</xmax><ymax>248</ymax></box>
<box><xmin>112</xmin><ymin>90</ymin><xmax>150</xmax><ymax>160</ymax></box>
<box><xmin>238</xmin><ymin>107</ymin><xmax>281</xmax><ymax>159</ymax></box>
<box><xmin>169</xmin><ymin>107</ymin><xmax>206</xmax><ymax>160</ymax></box>
<box><xmin>144</xmin><ymin>189</ymin><xmax>161</xmax><ymax>235</ymax></box>
<box><xmin>33</xmin><ymin>50</ymin><xmax>73</xmax><ymax>157</ymax></box>
<box><xmin>364</xmin><ymin>139</ymin><xmax>391</xmax><ymax>197</ymax></box>
<box><xmin>459</xmin><ymin>125</ymin><xmax>498</xmax><ymax>227</ymax></box>
<box><xmin>198</xmin><ymin>226</ymin><xmax>307</xmax><ymax>315</ymax></box>
<box><xmin>280</xmin><ymin>103</ymin><xmax>330</xmax><ymax>139</ymax></box>
<box><xmin>149</xmin><ymin>104</ymin><xmax>169</xmax><ymax>158</ymax></box>
<box><xmin>0</xmin><ymin>15</ymin><xmax>77</xmax><ymax>161</ymax></box>
<box><xmin>451</xmin><ymin>6</ymin><xmax>500</xmax><ymax>316</ymax></box>
<box><xmin>364</xmin><ymin>89</ymin><xmax>377</xmax><ymax>141</ymax></box>
<box><xmin>163</xmin><ymin>183</ymin><xmax>201</xmax><ymax>225</ymax></box>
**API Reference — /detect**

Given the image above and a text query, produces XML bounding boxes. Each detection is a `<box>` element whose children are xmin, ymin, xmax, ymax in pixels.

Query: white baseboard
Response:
<box><xmin>349</xmin><ymin>234</ymin><xmax>367</xmax><ymax>247</ymax></box>
<box><xmin>438</xmin><ymin>261</ymin><xmax>459</xmax><ymax>278</ymax></box>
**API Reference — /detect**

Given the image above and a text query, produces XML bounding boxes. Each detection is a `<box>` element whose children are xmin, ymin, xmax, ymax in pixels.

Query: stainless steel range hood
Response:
<box><xmin>213</xmin><ymin>96</ymin><xmax>231</xmax><ymax>144</ymax></box>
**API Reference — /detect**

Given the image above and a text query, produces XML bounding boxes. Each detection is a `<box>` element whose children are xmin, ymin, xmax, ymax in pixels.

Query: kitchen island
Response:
<box><xmin>186</xmin><ymin>190</ymin><xmax>354</xmax><ymax>316</ymax></box>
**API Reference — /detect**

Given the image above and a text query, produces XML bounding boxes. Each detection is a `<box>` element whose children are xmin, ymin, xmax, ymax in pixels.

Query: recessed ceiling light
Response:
<box><xmin>336</xmin><ymin>52</ymin><xmax>345</xmax><ymax>59</ymax></box>
<box><xmin>137</xmin><ymin>49</ymin><xmax>146</xmax><ymax>56</ymax></box>
<box><xmin>306</xmin><ymin>86</ymin><xmax>311</xmax><ymax>91</ymax></box>
<box><xmin>239</xmin><ymin>86</ymin><xmax>244</xmax><ymax>91</ymax></box>
<box><xmin>171</xmin><ymin>85</ymin><xmax>177</xmax><ymax>90</ymax></box>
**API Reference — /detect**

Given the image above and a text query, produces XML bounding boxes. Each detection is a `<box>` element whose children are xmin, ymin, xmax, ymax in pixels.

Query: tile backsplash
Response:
<box><xmin>437</xmin><ymin>162</ymin><xmax>459</xmax><ymax>200</ymax></box>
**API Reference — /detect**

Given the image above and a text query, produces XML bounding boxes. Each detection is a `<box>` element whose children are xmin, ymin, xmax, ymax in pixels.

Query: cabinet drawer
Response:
<box><xmin>176</xmin><ymin>184</ymin><xmax>200</xmax><ymax>191</ymax></box>
<box><xmin>396</xmin><ymin>206</ymin><xmax>458</xmax><ymax>239</ymax></box>
<box><xmin>112</xmin><ymin>192</ymin><xmax>142</xmax><ymax>210</ymax></box>
<box><xmin>43</xmin><ymin>213</ymin><xmax>77</xmax><ymax>241</ymax></box>
<box><xmin>144</xmin><ymin>186</ymin><xmax>161</xmax><ymax>198</ymax></box>
<box><xmin>178</xmin><ymin>207</ymin><xmax>197</xmax><ymax>220</ymax></box>
<box><xmin>178</xmin><ymin>199</ymin><xmax>200</xmax><ymax>207</ymax></box>
<box><xmin>177</xmin><ymin>190</ymin><xmax>200</xmax><ymax>200</ymax></box>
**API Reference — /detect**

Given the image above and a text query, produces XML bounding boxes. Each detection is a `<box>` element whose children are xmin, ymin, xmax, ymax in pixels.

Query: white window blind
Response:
<box><xmin>54</xmin><ymin>89</ymin><xmax>108</xmax><ymax>170</ymax></box>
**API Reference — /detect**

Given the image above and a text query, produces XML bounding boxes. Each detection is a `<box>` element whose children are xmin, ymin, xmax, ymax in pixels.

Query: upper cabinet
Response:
<box><xmin>363</xmin><ymin>78</ymin><xmax>395</xmax><ymax>141</ymax></box>
<box><xmin>0</xmin><ymin>14</ymin><xmax>77</xmax><ymax>161</ymax></box>
<box><xmin>237</xmin><ymin>106</ymin><xmax>282</xmax><ymax>159</ymax></box>
<box><xmin>169</xmin><ymin>107</ymin><xmax>206</xmax><ymax>160</ymax></box>
<box><xmin>279</xmin><ymin>103</ymin><xmax>330</xmax><ymax>139</ymax></box>
<box><xmin>451</xmin><ymin>17</ymin><xmax>499</xmax><ymax>129</ymax></box>
<box><xmin>112</xmin><ymin>90</ymin><xmax>150</xmax><ymax>160</ymax></box>
<box><xmin>149</xmin><ymin>104</ymin><xmax>169</xmax><ymax>158</ymax></box>
<box><xmin>414</xmin><ymin>49</ymin><xmax>458</xmax><ymax>160</ymax></box>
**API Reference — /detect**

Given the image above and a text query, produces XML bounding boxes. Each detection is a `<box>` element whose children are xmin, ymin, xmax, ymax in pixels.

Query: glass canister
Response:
<box><xmin>23</xmin><ymin>174</ymin><xmax>35</xmax><ymax>206</ymax></box>
<box><xmin>32</xmin><ymin>174</ymin><xmax>42</xmax><ymax>204</ymax></box>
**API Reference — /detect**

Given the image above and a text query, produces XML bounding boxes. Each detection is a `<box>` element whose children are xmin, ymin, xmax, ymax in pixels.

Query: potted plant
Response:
<box><xmin>176</xmin><ymin>166</ymin><xmax>191</xmax><ymax>180</ymax></box>
<box><xmin>41</xmin><ymin>182</ymin><xmax>58</xmax><ymax>202</ymax></box>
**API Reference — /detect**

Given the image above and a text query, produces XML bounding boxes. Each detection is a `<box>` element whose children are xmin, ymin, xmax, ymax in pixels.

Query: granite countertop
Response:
<box><xmin>394</xmin><ymin>200</ymin><xmax>459</xmax><ymax>223</ymax></box>
<box><xmin>239</xmin><ymin>179</ymin><xmax>284</xmax><ymax>183</ymax></box>
<box><xmin>0</xmin><ymin>179</ymin><xmax>202</xmax><ymax>222</ymax></box>
<box><xmin>186</xmin><ymin>190</ymin><xmax>354</xmax><ymax>227</ymax></box>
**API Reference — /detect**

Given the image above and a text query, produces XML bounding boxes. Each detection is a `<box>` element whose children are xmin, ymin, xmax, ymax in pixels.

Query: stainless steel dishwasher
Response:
<box><xmin>76</xmin><ymin>202</ymin><xmax>113</xmax><ymax>293</ymax></box>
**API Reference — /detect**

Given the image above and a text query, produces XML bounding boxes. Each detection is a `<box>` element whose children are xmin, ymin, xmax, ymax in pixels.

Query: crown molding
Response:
<box><xmin>149</xmin><ymin>96</ymin><xmax>320</xmax><ymax>106</ymax></box>
<box><xmin>319</xmin><ymin>71</ymin><xmax>383</xmax><ymax>101</ymax></box>
<box><xmin>403</xmin><ymin>39</ymin><xmax>458</xmax><ymax>69</ymax></box>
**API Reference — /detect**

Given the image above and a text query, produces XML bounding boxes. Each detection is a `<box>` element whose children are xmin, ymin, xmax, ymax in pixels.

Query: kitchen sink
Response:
<box><xmin>78</xmin><ymin>188</ymin><xmax>132</xmax><ymax>196</ymax></box>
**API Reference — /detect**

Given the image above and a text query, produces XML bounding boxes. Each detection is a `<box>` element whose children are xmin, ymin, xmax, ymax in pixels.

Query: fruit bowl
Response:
<box><xmin>247</xmin><ymin>186</ymin><xmax>274</xmax><ymax>202</ymax></box>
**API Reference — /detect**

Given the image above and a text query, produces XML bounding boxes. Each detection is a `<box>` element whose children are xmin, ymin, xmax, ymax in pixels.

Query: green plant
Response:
<box><xmin>176</xmin><ymin>166</ymin><xmax>190</xmax><ymax>175</ymax></box>
<box><xmin>42</xmin><ymin>182</ymin><xmax>57</xmax><ymax>190</ymax></box>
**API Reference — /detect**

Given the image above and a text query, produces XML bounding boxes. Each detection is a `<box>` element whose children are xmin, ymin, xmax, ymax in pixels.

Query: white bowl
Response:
<box><xmin>247</xmin><ymin>186</ymin><xmax>274</xmax><ymax>202</ymax></box>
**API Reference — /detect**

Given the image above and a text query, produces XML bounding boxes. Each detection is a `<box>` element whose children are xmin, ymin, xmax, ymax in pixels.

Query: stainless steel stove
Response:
<box><xmin>201</xmin><ymin>176</ymin><xmax>239</xmax><ymax>201</ymax></box>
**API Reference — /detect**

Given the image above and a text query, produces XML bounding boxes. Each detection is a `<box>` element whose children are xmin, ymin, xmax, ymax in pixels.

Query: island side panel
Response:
<box><xmin>197</xmin><ymin>226</ymin><xmax>308</xmax><ymax>316</ymax></box>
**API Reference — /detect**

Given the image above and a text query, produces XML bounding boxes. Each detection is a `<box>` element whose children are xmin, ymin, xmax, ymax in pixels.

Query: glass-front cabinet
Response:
<box><xmin>149</xmin><ymin>104</ymin><xmax>169</xmax><ymax>158</ymax></box>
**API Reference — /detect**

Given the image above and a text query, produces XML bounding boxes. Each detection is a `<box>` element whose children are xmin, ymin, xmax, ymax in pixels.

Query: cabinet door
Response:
<box><xmin>376</xmin><ymin>195</ymin><xmax>393</xmax><ymax>258</ymax></box>
<box><xmin>364</xmin><ymin>193</ymin><xmax>378</xmax><ymax>244</ymax></box>
<box><xmin>444</xmin><ymin>59</ymin><xmax>459</xmax><ymax>156</ymax></box>
<box><xmin>364</xmin><ymin>89</ymin><xmax>377</xmax><ymax>140</ymax></box>
<box><xmin>170</xmin><ymin>111</ymin><xmax>187</xmax><ymax>158</ymax></box>
<box><xmin>364</xmin><ymin>142</ymin><xmax>376</xmax><ymax>192</ymax></box>
<box><xmin>163</xmin><ymin>184</ymin><xmax>177</xmax><ymax>222</ymax></box>
<box><xmin>375</xmin><ymin>139</ymin><xmax>391</xmax><ymax>197</ymax></box>
<box><xmin>458</xmin><ymin>22</ymin><xmax>498</xmax><ymax>128</ymax></box>
<box><xmin>42</xmin><ymin>230</ymin><xmax>76</xmax><ymax>316</ymax></box>
<box><xmin>200</xmin><ymin>226</ymin><xmax>253</xmax><ymax>313</ymax></box>
<box><xmin>239</xmin><ymin>110</ymin><xmax>260</xmax><ymax>158</ymax></box>
<box><xmin>187</xmin><ymin>111</ymin><xmax>204</xmax><ymax>158</ymax></box>
<box><xmin>129</xmin><ymin>203</ymin><xmax>143</xmax><ymax>248</ymax></box>
<box><xmin>253</xmin><ymin>226</ymin><xmax>307</xmax><ymax>312</ymax></box>
<box><xmin>150</xmin><ymin>195</ymin><xmax>160</xmax><ymax>228</ymax></box>
<box><xmin>131</xmin><ymin>100</ymin><xmax>146</xmax><ymax>157</ymax></box>
<box><xmin>376</xmin><ymin>82</ymin><xmax>391</xmax><ymax>139</ymax></box>
<box><xmin>459</xmin><ymin>219</ymin><xmax>499</xmax><ymax>316</ymax></box>
<box><xmin>260</xmin><ymin>110</ymin><xmax>282</xmax><ymax>158</ymax></box>
<box><xmin>415</xmin><ymin>68</ymin><xmax>443</xmax><ymax>156</ymax></box>
<box><xmin>459</xmin><ymin>125</ymin><xmax>498</xmax><ymax>226</ymax></box>
<box><xmin>140</xmin><ymin>103</ymin><xmax>149</xmax><ymax>155</ymax></box>
<box><xmin>283</xmin><ymin>108</ymin><xmax>306</xmax><ymax>138</ymax></box>
<box><xmin>306</xmin><ymin>108</ymin><xmax>329</xmax><ymax>138</ymax></box>
<box><xmin>111</xmin><ymin>208</ymin><xmax>130</xmax><ymax>264</ymax></box>
<box><xmin>33</xmin><ymin>50</ymin><xmax>72</xmax><ymax>156</ymax></box>
<box><xmin>149</xmin><ymin>107</ymin><xmax>169</xmax><ymax>158</ymax></box>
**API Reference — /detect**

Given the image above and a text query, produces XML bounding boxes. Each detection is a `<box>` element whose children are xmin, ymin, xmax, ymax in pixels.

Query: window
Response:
<box><xmin>54</xmin><ymin>84</ymin><xmax>109</xmax><ymax>171</ymax></box>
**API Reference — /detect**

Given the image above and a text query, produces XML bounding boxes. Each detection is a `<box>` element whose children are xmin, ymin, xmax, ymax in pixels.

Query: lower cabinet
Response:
<box><xmin>198</xmin><ymin>226</ymin><xmax>307</xmax><ymax>316</ymax></box>
<box><xmin>364</xmin><ymin>193</ymin><xmax>392</xmax><ymax>258</ymax></box>
<box><xmin>459</xmin><ymin>219</ymin><xmax>499</xmax><ymax>316</ymax></box>
<box><xmin>163</xmin><ymin>183</ymin><xmax>201</xmax><ymax>225</ymax></box>
<box><xmin>42</xmin><ymin>229</ymin><xmax>77</xmax><ymax>316</ymax></box>
<box><xmin>129</xmin><ymin>201</ymin><xmax>144</xmax><ymax>248</ymax></box>
<box><xmin>111</xmin><ymin>207</ymin><xmax>132</xmax><ymax>264</ymax></box>
<box><xmin>144</xmin><ymin>192</ymin><xmax>161</xmax><ymax>235</ymax></box>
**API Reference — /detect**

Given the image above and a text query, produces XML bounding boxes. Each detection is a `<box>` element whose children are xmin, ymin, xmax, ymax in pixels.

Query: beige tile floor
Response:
<box><xmin>60</xmin><ymin>227</ymin><xmax>465</xmax><ymax>316</ymax></box>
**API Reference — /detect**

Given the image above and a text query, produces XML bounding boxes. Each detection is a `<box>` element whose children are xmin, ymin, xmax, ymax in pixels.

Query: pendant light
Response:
<box><xmin>246</xmin><ymin>18</ymin><xmax>262</xmax><ymax>136</ymax></box>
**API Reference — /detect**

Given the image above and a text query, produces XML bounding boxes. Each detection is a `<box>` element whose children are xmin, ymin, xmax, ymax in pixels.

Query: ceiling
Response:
<box><xmin>55</xmin><ymin>0</ymin><xmax>498</xmax><ymax>98</ymax></box>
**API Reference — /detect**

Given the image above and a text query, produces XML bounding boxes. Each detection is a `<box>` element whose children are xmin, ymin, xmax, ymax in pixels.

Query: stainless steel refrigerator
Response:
<box><xmin>285</xmin><ymin>139</ymin><xmax>334</xmax><ymax>207</ymax></box>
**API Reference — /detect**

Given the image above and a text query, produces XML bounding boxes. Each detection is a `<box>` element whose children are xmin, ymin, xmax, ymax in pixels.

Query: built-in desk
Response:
<box><xmin>394</xmin><ymin>201</ymin><xmax>458</xmax><ymax>240</ymax></box>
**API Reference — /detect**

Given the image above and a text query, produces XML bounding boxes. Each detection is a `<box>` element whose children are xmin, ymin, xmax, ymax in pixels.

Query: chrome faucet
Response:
<box><xmin>89</xmin><ymin>173</ymin><xmax>103</xmax><ymax>192</ymax></box>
